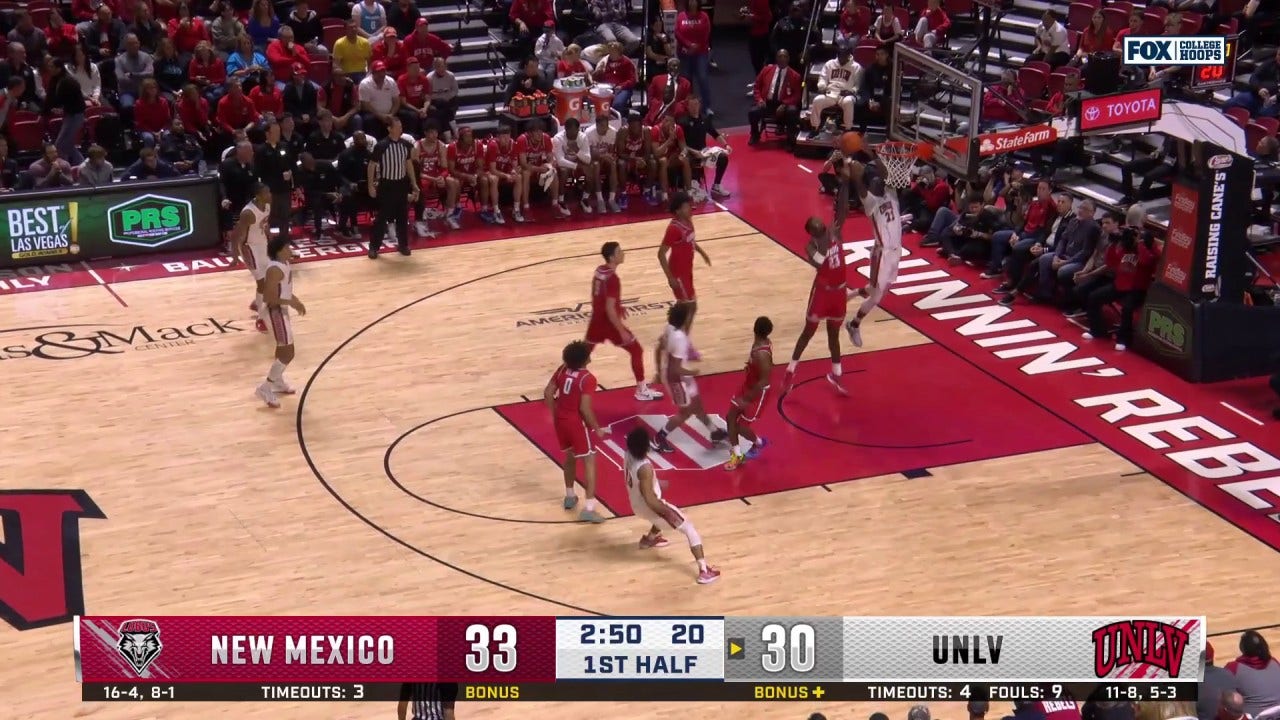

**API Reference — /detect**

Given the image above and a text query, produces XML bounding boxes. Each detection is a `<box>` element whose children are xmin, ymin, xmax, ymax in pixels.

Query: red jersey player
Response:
<box><xmin>586</xmin><ymin>241</ymin><xmax>663</xmax><ymax>401</ymax></box>
<box><xmin>415</xmin><ymin>121</ymin><xmax>458</xmax><ymax>237</ymax></box>
<box><xmin>617</xmin><ymin>113</ymin><xmax>656</xmax><ymax>206</ymax></box>
<box><xmin>543</xmin><ymin>340</ymin><xmax>609</xmax><ymax>523</ymax></box>
<box><xmin>783</xmin><ymin>167</ymin><xmax>851</xmax><ymax>395</ymax></box>
<box><xmin>724</xmin><ymin>316</ymin><xmax>773</xmax><ymax>470</ymax></box>
<box><xmin>447</xmin><ymin>126</ymin><xmax>493</xmax><ymax>227</ymax></box>
<box><xmin>652</xmin><ymin>114</ymin><xmax>691</xmax><ymax>203</ymax></box>
<box><xmin>486</xmin><ymin>123</ymin><xmax>527</xmax><ymax>223</ymax></box>
<box><xmin>657</xmin><ymin>191</ymin><xmax>710</xmax><ymax>329</ymax></box>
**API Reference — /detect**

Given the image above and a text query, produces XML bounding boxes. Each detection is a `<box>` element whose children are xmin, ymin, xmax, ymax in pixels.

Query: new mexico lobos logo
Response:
<box><xmin>0</xmin><ymin>490</ymin><xmax>105</xmax><ymax>631</ymax></box>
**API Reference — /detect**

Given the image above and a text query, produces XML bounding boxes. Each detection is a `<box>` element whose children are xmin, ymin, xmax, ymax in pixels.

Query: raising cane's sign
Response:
<box><xmin>1079</xmin><ymin>88</ymin><xmax>1163</xmax><ymax>132</ymax></box>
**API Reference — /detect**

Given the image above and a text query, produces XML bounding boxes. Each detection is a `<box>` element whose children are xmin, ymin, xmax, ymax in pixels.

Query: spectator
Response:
<box><xmin>116</xmin><ymin>33</ymin><xmax>154</xmax><ymax>113</ymax></box>
<box><xmin>856</xmin><ymin>44</ymin><xmax>892</xmax><ymax>133</ymax></box>
<box><xmin>157</xmin><ymin>116</ymin><xmax>203</xmax><ymax>173</ymax></box>
<box><xmin>913</xmin><ymin>0</ymin><xmax>950</xmax><ymax>49</ymax></box>
<box><xmin>1067</xmin><ymin>210</ymin><xmax>1121</xmax><ymax>317</ymax></box>
<box><xmin>248</xmin><ymin>68</ymin><xmax>283</xmax><ymax>117</ymax></box>
<box><xmin>509</xmin><ymin>0</ymin><xmax>553</xmax><ymax>55</ymax></box>
<box><xmin>836</xmin><ymin>0</ymin><xmax>868</xmax><ymax>44</ymax></box>
<box><xmin>168</xmin><ymin>1</ymin><xmax>209</xmax><ymax>60</ymax></box>
<box><xmin>556</xmin><ymin>44</ymin><xmax>593</xmax><ymax>80</ymax></box>
<box><xmin>29</xmin><ymin>143</ymin><xmax>75</xmax><ymax>187</ymax></box>
<box><xmin>217</xmin><ymin>140</ymin><xmax>258</xmax><ymax>231</ymax></box>
<box><xmin>940</xmin><ymin>195</ymin><xmax>1004</xmax><ymax>265</ymax></box>
<box><xmin>154</xmin><ymin>38</ymin><xmax>187</xmax><ymax>95</ymax></box>
<box><xmin>901</xmin><ymin>166</ymin><xmax>952</xmax><ymax>233</ymax></box>
<box><xmin>1216</xmin><ymin>690</ymin><xmax>1249</xmax><ymax>720</ymax></box>
<box><xmin>351</xmin><ymin>0</ymin><xmax>388</xmax><ymax>41</ymax></box>
<box><xmin>675</xmin><ymin>0</ymin><xmax>712</xmax><ymax>114</ymax></box>
<box><xmin>226</xmin><ymin>33</ymin><xmax>267</xmax><ymax>84</ymax></box>
<box><xmin>307</xmin><ymin>108</ymin><xmax>346</xmax><ymax>161</ymax></box>
<box><xmin>772</xmin><ymin>2</ymin><xmax>809</xmax><ymax>70</ymax></box>
<box><xmin>216</xmin><ymin>79</ymin><xmax>261</xmax><ymax>137</ymax></box>
<box><xmin>1120</xmin><ymin>136</ymin><xmax>1180</xmax><ymax>205</ymax></box>
<box><xmin>255</xmin><ymin>119</ymin><xmax>296</xmax><ymax>239</ymax></box>
<box><xmin>177</xmin><ymin>83</ymin><xmax>211</xmax><ymax>141</ymax></box>
<box><xmin>188</xmin><ymin>41</ymin><xmax>226</xmax><ymax>105</ymax></box>
<box><xmin>83</xmin><ymin>7</ymin><xmax>126</xmax><ymax>63</ymax></box>
<box><xmin>1152</xmin><ymin>0</ymin><xmax>1214</xmax><ymax>15</ymax></box>
<box><xmin>1073</xmin><ymin>9</ymin><xmax>1114</xmax><ymax>66</ymax></box>
<box><xmin>0</xmin><ymin>43</ymin><xmax>40</xmax><ymax>108</ymax></box>
<box><xmin>359</xmin><ymin>59</ymin><xmax>401</xmax><ymax>137</ymax></box>
<box><xmin>69</xmin><ymin>46</ymin><xmax>101</xmax><ymax>107</ymax></box>
<box><xmin>284</xmin><ymin>0</ymin><xmax>327</xmax><ymax>57</ymax></box>
<box><xmin>645</xmin><ymin>56</ymin><xmax>689</xmax><ymax>125</ymax></box>
<box><xmin>1027</xmin><ymin>10</ymin><xmax>1070</xmax><ymax>67</ymax></box>
<box><xmin>593</xmin><ymin>41</ymin><xmax>636</xmax><ymax>113</ymax></box>
<box><xmin>296</xmin><ymin>151</ymin><xmax>341</xmax><ymax>238</ymax></box>
<box><xmin>385</xmin><ymin>0</ymin><xmax>421</xmax><ymax>39</ymax></box>
<box><xmin>1225</xmin><ymin>46</ymin><xmax>1280</xmax><ymax>118</ymax></box>
<box><xmin>507</xmin><ymin>55</ymin><xmax>547</xmax><ymax>101</ymax></box>
<box><xmin>336</xmin><ymin>130</ymin><xmax>372</xmax><ymax>236</ymax></box>
<box><xmin>402</xmin><ymin>17</ymin><xmax>451</xmax><ymax>70</ymax></box>
<box><xmin>266</xmin><ymin>26</ymin><xmax>310</xmax><ymax>83</ymax></box>
<box><xmin>246</xmin><ymin>0</ymin><xmax>280</xmax><ymax>48</ymax></box>
<box><xmin>678</xmin><ymin>94</ymin><xmax>730</xmax><ymax>199</ymax></box>
<box><xmin>0</xmin><ymin>137</ymin><xmax>16</xmax><ymax>191</ymax></box>
<box><xmin>77</xmin><ymin>144</ymin><xmax>114</xmax><ymax>186</ymax></box>
<box><xmin>325</xmin><ymin>65</ymin><xmax>360</xmax><ymax>131</ymax></box>
<box><xmin>46</xmin><ymin>12</ymin><xmax>79</xmax><ymax>62</ymax></box>
<box><xmin>645</xmin><ymin>16</ymin><xmax>675</xmax><ymax>78</ymax></box>
<box><xmin>1138</xmin><ymin>702</ymin><xmax>1199</xmax><ymax>720</ymax></box>
<box><xmin>71</xmin><ymin>0</ymin><xmax>106</xmax><ymax>24</ymax></box>
<box><xmin>124</xmin><ymin>145</ymin><xmax>180</xmax><ymax>179</ymax></box>
<box><xmin>910</xmin><ymin>707</ymin><xmax>932</xmax><ymax>720</ymax></box>
<box><xmin>7</xmin><ymin>12</ymin><xmax>47</xmax><ymax>62</ymax></box>
<box><xmin>870</xmin><ymin>7</ymin><xmax>905</xmax><ymax>45</ymax></box>
<box><xmin>1148</xmin><ymin>14</ymin><xmax>1190</xmax><ymax>86</ymax></box>
<box><xmin>969</xmin><ymin>701</ymin><xmax>991</xmax><ymax>720</ymax></box>
<box><xmin>129</xmin><ymin>1</ymin><xmax>165</xmax><ymax>53</ymax></box>
<box><xmin>534</xmin><ymin>22</ymin><xmax>563</xmax><ymax>79</ymax></box>
<box><xmin>988</xmin><ymin>178</ymin><xmax>1054</xmax><ymax>277</ymax></box>
<box><xmin>747</xmin><ymin>49</ymin><xmax>801</xmax><ymax>144</ymax></box>
<box><xmin>998</xmin><ymin>192</ymin><xmax>1074</xmax><ymax>303</ymax></box>
<box><xmin>1081</xmin><ymin>700</ymin><xmax>1136</xmax><ymax>720</ymax></box>
<box><xmin>0</xmin><ymin>77</ymin><xmax>25</xmax><ymax>135</ymax></box>
<box><xmin>279</xmin><ymin>112</ymin><xmax>305</xmax><ymax>156</ymax></box>
<box><xmin>1225</xmin><ymin>630</ymin><xmax>1280</xmax><ymax>717</ymax></box>
<box><xmin>133</xmin><ymin>77</ymin><xmax>172</xmax><ymax>146</ymax></box>
<box><xmin>744</xmin><ymin>0</ymin><xmax>772</xmax><ymax>78</ymax></box>
<box><xmin>210</xmin><ymin>3</ymin><xmax>246</xmax><ymax>55</ymax></box>
<box><xmin>1031</xmin><ymin>197</ymin><xmax>1099</xmax><ymax>305</ymax></box>
<box><xmin>589</xmin><ymin>0</ymin><xmax>638</xmax><ymax>55</ymax></box>
<box><xmin>333</xmin><ymin>21</ymin><xmax>372</xmax><ymax>83</ymax></box>
<box><xmin>44</xmin><ymin>60</ymin><xmax>86</xmax><ymax>165</ymax></box>
<box><xmin>808</xmin><ymin>40</ymin><xmax>862</xmax><ymax>136</ymax></box>
<box><xmin>371</xmin><ymin>27</ymin><xmax>408</xmax><ymax>76</ymax></box>
<box><xmin>425</xmin><ymin>56</ymin><xmax>458</xmax><ymax>137</ymax></box>
<box><xmin>397</xmin><ymin>57</ymin><xmax>430</xmax><ymax>135</ymax></box>
<box><xmin>1113</xmin><ymin>8</ymin><xmax>1142</xmax><ymax>53</ymax></box>
<box><xmin>282</xmin><ymin>63</ymin><xmax>318</xmax><ymax>130</ymax></box>
<box><xmin>153</xmin><ymin>0</ymin><xmax>177</xmax><ymax>23</ymax></box>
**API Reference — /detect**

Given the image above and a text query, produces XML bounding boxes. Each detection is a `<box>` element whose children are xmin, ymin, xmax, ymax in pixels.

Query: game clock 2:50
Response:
<box><xmin>578</xmin><ymin>623</ymin><xmax>706</xmax><ymax>645</ymax></box>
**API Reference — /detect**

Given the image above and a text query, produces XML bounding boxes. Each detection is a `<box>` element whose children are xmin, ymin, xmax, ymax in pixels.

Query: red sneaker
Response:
<box><xmin>782</xmin><ymin>370</ymin><xmax>795</xmax><ymax>391</ymax></box>
<box><xmin>696</xmin><ymin>566</ymin><xmax>721</xmax><ymax>584</ymax></box>
<box><xmin>249</xmin><ymin>300</ymin><xmax>258</xmax><ymax>314</ymax></box>
<box><xmin>255</xmin><ymin>318</ymin><xmax>267</xmax><ymax>333</ymax></box>
<box><xmin>639</xmin><ymin>534</ymin><xmax>670</xmax><ymax>549</ymax></box>
<box><xmin>826</xmin><ymin>372</ymin><xmax>848</xmax><ymax>396</ymax></box>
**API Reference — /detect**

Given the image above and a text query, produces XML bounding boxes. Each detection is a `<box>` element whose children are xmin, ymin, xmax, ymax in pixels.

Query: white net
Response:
<box><xmin>876</xmin><ymin>142</ymin><xmax>919</xmax><ymax>189</ymax></box>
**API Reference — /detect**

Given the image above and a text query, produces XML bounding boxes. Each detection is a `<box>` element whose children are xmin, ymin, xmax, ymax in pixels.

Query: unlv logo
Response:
<box><xmin>1092</xmin><ymin>620</ymin><xmax>1190</xmax><ymax>678</ymax></box>
<box><xmin>0</xmin><ymin>490</ymin><xmax>105</xmax><ymax>631</ymax></box>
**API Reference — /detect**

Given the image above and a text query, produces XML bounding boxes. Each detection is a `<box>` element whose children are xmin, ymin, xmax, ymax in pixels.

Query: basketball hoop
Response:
<box><xmin>874</xmin><ymin>141</ymin><xmax>921</xmax><ymax>189</ymax></box>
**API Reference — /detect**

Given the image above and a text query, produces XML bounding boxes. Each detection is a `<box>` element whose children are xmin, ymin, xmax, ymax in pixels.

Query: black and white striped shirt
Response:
<box><xmin>399</xmin><ymin>682</ymin><xmax>458</xmax><ymax>720</ymax></box>
<box><xmin>372</xmin><ymin>136</ymin><xmax>414</xmax><ymax>181</ymax></box>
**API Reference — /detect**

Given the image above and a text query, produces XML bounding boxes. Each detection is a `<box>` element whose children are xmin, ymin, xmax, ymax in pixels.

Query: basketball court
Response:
<box><xmin>3</xmin><ymin>139</ymin><xmax>1280</xmax><ymax>720</ymax></box>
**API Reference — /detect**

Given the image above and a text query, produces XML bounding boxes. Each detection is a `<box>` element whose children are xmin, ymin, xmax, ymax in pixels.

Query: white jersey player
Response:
<box><xmin>846</xmin><ymin>152</ymin><xmax>902</xmax><ymax>348</ymax></box>
<box><xmin>651</xmin><ymin>303</ymin><xmax>726</xmax><ymax>454</ymax></box>
<box><xmin>256</xmin><ymin>235</ymin><xmax>307</xmax><ymax>409</ymax></box>
<box><xmin>624</xmin><ymin>426</ymin><xmax>720</xmax><ymax>584</ymax></box>
<box><xmin>234</xmin><ymin>183</ymin><xmax>273</xmax><ymax>333</ymax></box>
<box><xmin>584</xmin><ymin>114</ymin><xmax>621</xmax><ymax>213</ymax></box>
<box><xmin>809</xmin><ymin>43</ymin><xmax>863</xmax><ymax>133</ymax></box>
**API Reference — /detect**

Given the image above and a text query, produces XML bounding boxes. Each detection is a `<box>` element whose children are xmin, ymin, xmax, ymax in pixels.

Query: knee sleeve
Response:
<box><xmin>676</xmin><ymin>520</ymin><xmax>702</xmax><ymax>548</ymax></box>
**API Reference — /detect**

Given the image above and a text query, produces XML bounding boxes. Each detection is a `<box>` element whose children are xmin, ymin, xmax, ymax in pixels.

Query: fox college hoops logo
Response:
<box><xmin>116</xmin><ymin>619</ymin><xmax>164</xmax><ymax>674</ymax></box>
<box><xmin>1091</xmin><ymin>620</ymin><xmax>1190</xmax><ymax>678</ymax></box>
<box><xmin>0</xmin><ymin>490</ymin><xmax>106</xmax><ymax>631</ymax></box>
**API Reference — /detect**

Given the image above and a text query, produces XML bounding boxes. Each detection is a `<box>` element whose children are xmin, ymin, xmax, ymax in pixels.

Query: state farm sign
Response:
<box><xmin>1079</xmin><ymin>87</ymin><xmax>1163</xmax><ymax>131</ymax></box>
<box><xmin>977</xmin><ymin>123</ymin><xmax>1059</xmax><ymax>157</ymax></box>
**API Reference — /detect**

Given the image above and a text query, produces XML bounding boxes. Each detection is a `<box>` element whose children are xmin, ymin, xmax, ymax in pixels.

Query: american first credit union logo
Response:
<box><xmin>1123</xmin><ymin>36</ymin><xmax>1227</xmax><ymax>65</ymax></box>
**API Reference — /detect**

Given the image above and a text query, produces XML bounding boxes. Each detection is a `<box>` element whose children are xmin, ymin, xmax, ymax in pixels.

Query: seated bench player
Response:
<box><xmin>616</xmin><ymin>113</ymin><xmax>656</xmax><ymax>206</ymax></box>
<box><xmin>652</xmin><ymin>114</ymin><xmax>691</xmax><ymax>204</ymax></box>
<box><xmin>486</xmin><ymin>123</ymin><xmax>527</xmax><ymax>223</ymax></box>
<box><xmin>518</xmin><ymin>118</ymin><xmax>568</xmax><ymax>217</ymax></box>
<box><xmin>584</xmin><ymin>113</ymin><xmax>622</xmax><ymax>214</ymax></box>
<box><xmin>414</xmin><ymin>121</ymin><xmax>460</xmax><ymax>237</ymax></box>
<box><xmin>553</xmin><ymin>117</ymin><xmax>599</xmax><ymax>215</ymax></box>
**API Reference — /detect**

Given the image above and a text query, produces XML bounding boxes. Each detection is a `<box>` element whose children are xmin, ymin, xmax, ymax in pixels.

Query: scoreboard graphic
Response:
<box><xmin>74</xmin><ymin>616</ymin><xmax>1206</xmax><ymax>702</ymax></box>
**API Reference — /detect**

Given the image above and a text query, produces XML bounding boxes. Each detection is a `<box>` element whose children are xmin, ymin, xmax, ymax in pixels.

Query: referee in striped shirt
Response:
<box><xmin>398</xmin><ymin>682</ymin><xmax>458</xmax><ymax>720</ymax></box>
<box><xmin>367</xmin><ymin>115</ymin><xmax>419</xmax><ymax>258</ymax></box>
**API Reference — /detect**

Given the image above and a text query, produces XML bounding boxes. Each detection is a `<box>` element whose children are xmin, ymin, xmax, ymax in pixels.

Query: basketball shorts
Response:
<box><xmin>554</xmin><ymin>417</ymin><xmax>594</xmax><ymax>458</ymax></box>
<box><xmin>420</xmin><ymin>173</ymin><xmax>449</xmax><ymax>194</ymax></box>
<box><xmin>671</xmin><ymin>271</ymin><xmax>695</xmax><ymax>303</ymax></box>
<box><xmin>585</xmin><ymin>320</ymin><xmax>630</xmax><ymax>346</ymax></box>
<box><xmin>871</xmin><ymin>247</ymin><xmax>902</xmax><ymax>289</ymax></box>
<box><xmin>667</xmin><ymin>375</ymin><xmax>699</xmax><ymax>408</ymax></box>
<box><xmin>635</xmin><ymin>498</ymin><xmax>687</xmax><ymax>531</ymax></box>
<box><xmin>457</xmin><ymin>172</ymin><xmax>479</xmax><ymax>188</ymax></box>
<box><xmin>622</xmin><ymin>156</ymin><xmax>648</xmax><ymax>179</ymax></box>
<box><xmin>730</xmin><ymin>384</ymin><xmax>771</xmax><ymax>424</ymax></box>
<box><xmin>806</xmin><ymin>284</ymin><xmax>848</xmax><ymax>323</ymax></box>
<box><xmin>267</xmin><ymin>306</ymin><xmax>293</xmax><ymax>346</ymax></box>
<box><xmin>244</xmin><ymin>243</ymin><xmax>269</xmax><ymax>281</ymax></box>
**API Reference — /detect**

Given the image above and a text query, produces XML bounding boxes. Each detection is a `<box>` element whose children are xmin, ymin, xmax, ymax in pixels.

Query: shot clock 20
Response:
<box><xmin>73</xmin><ymin>615</ymin><xmax>1206</xmax><ymax>702</ymax></box>
<box><xmin>1191</xmin><ymin>36</ymin><xmax>1238</xmax><ymax>90</ymax></box>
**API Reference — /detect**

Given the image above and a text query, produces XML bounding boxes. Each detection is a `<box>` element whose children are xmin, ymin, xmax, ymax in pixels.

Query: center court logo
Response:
<box><xmin>0</xmin><ymin>318</ymin><xmax>247</xmax><ymax>360</ymax></box>
<box><xmin>1122</xmin><ymin>36</ymin><xmax>1226</xmax><ymax>65</ymax></box>
<box><xmin>515</xmin><ymin>297</ymin><xmax>676</xmax><ymax>328</ymax></box>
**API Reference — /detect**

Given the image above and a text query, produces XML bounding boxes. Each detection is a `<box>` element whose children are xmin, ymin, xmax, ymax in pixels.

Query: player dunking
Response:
<box><xmin>544</xmin><ymin>340</ymin><xmax>609</xmax><ymax>523</ymax></box>
<box><xmin>255</xmin><ymin>235</ymin><xmax>306</xmax><ymax>408</ymax></box>
<box><xmin>724</xmin><ymin>316</ymin><xmax>773</xmax><ymax>470</ymax></box>
<box><xmin>624</xmin><ymin>426</ymin><xmax>721</xmax><ymax>584</ymax></box>
<box><xmin>845</xmin><ymin>152</ymin><xmax>902</xmax><ymax>348</ymax></box>
<box><xmin>782</xmin><ymin>165</ymin><xmax>852</xmax><ymax>395</ymax></box>
<box><xmin>586</xmin><ymin>242</ymin><xmax>663</xmax><ymax>401</ymax></box>
<box><xmin>651</xmin><ymin>303</ymin><xmax>726</xmax><ymax>453</ymax></box>
<box><xmin>657</xmin><ymin>192</ymin><xmax>710</xmax><ymax>330</ymax></box>
<box><xmin>233</xmin><ymin>183</ymin><xmax>272</xmax><ymax>333</ymax></box>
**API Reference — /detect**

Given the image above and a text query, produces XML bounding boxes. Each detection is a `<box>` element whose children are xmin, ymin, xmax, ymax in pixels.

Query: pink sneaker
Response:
<box><xmin>688</xmin><ymin>347</ymin><xmax>702</xmax><ymax>361</ymax></box>
<box><xmin>697</xmin><ymin>566</ymin><xmax>721</xmax><ymax>584</ymax></box>
<box><xmin>639</xmin><ymin>534</ymin><xmax>670</xmax><ymax>549</ymax></box>
<box><xmin>826</xmin><ymin>372</ymin><xmax>848</xmax><ymax>396</ymax></box>
<box><xmin>249</xmin><ymin>300</ymin><xmax>259</xmax><ymax>313</ymax></box>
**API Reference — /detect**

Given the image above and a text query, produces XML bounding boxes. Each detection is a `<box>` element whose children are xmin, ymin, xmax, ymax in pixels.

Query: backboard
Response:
<box><xmin>888</xmin><ymin>44</ymin><xmax>982</xmax><ymax>180</ymax></box>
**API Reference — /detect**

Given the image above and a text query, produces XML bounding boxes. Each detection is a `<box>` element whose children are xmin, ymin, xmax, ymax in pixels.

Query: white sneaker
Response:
<box><xmin>608</xmin><ymin>197</ymin><xmax>622</xmax><ymax>213</ymax></box>
<box><xmin>414</xmin><ymin>220</ymin><xmax>428</xmax><ymax>235</ymax></box>
<box><xmin>1115</xmin><ymin>342</ymin><xmax>1127</xmax><ymax>351</ymax></box>
<box><xmin>846</xmin><ymin>321</ymin><xmax>863</xmax><ymax>348</ymax></box>
<box><xmin>271</xmin><ymin>380</ymin><xmax>296</xmax><ymax>395</ymax></box>
<box><xmin>513</xmin><ymin>209</ymin><xmax>526</xmax><ymax>223</ymax></box>
<box><xmin>446</xmin><ymin>216</ymin><xmax>461</xmax><ymax>230</ymax></box>
<box><xmin>539</xmin><ymin>169</ymin><xmax>555</xmax><ymax>191</ymax></box>
<box><xmin>711</xmin><ymin>184</ymin><xmax>730</xmax><ymax>199</ymax></box>
<box><xmin>255</xmin><ymin>383</ymin><xmax>280</xmax><ymax>409</ymax></box>
<box><xmin>595</xmin><ymin>196</ymin><xmax>607</xmax><ymax>214</ymax></box>
<box><xmin>580</xmin><ymin>197</ymin><xmax>593</xmax><ymax>214</ymax></box>
<box><xmin>556</xmin><ymin>203</ymin><xmax>571</xmax><ymax>218</ymax></box>
<box><xmin>635</xmin><ymin>384</ymin><xmax>664</xmax><ymax>401</ymax></box>
<box><xmin>493</xmin><ymin>209</ymin><xmax>505</xmax><ymax>225</ymax></box>
<box><xmin>1082</xmin><ymin>331</ymin><xmax>1096</xmax><ymax>340</ymax></box>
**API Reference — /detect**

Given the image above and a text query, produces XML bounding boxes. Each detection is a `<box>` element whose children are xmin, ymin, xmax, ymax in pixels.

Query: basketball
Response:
<box><xmin>840</xmin><ymin>131</ymin><xmax>864</xmax><ymax>155</ymax></box>
<box><xmin>917</xmin><ymin>141</ymin><xmax>936</xmax><ymax>162</ymax></box>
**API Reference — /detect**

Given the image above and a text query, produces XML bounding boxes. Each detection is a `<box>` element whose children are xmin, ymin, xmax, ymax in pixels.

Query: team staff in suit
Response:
<box><xmin>747</xmin><ymin>49</ymin><xmax>802</xmax><ymax>145</ymax></box>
